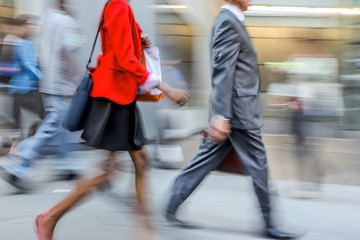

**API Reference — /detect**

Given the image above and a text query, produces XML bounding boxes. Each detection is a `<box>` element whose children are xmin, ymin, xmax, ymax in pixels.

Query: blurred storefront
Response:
<box><xmin>2</xmin><ymin>0</ymin><xmax>360</xmax><ymax>138</ymax></box>
<box><xmin>153</xmin><ymin>0</ymin><xmax>360</xmax><ymax>136</ymax></box>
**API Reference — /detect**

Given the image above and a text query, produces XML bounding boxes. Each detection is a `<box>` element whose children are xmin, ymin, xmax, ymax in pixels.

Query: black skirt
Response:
<box><xmin>81</xmin><ymin>97</ymin><xmax>146</xmax><ymax>151</ymax></box>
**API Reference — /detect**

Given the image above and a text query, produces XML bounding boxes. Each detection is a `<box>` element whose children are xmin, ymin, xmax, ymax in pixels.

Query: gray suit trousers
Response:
<box><xmin>167</xmin><ymin>128</ymin><xmax>271</xmax><ymax>225</ymax></box>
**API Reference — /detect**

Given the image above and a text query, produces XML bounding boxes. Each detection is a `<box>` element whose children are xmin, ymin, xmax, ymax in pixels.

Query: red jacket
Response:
<box><xmin>90</xmin><ymin>0</ymin><xmax>149</xmax><ymax>105</ymax></box>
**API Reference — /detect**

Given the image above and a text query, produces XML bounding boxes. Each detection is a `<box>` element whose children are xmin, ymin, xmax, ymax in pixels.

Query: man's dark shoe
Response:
<box><xmin>265</xmin><ymin>227</ymin><xmax>299</xmax><ymax>239</ymax></box>
<box><xmin>7</xmin><ymin>174</ymin><xmax>30</xmax><ymax>192</ymax></box>
<box><xmin>0</xmin><ymin>167</ymin><xmax>30</xmax><ymax>193</ymax></box>
<box><xmin>55</xmin><ymin>170</ymin><xmax>80</xmax><ymax>181</ymax></box>
<box><xmin>165</xmin><ymin>210</ymin><xmax>199</xmax><ymax>229</ymax></box>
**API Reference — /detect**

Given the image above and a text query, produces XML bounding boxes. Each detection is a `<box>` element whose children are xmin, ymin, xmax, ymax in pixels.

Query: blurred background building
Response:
<box><xmin>1</xmin><ymin>2</ymin><xmax>360</xmax><ymax>238</ymax></box>
<box><xmin>1</xmin><ymin>0</ymin><xmax>360</xmax><ymax>142</ymax></box>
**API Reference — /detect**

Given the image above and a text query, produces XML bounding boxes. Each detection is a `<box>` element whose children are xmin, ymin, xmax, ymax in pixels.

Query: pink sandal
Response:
<box><xmin>32</xmin><ymin>209</ymin><xmax>48</xmax><ymax>240</ymax></box>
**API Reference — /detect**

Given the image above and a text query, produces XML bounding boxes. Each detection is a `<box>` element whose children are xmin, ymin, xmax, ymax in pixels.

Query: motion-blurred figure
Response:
<box><xmin>285</xmin><ymin>39</ymin><xmax>342</xmax><ymax>198</ymax></box>
<box><xmin>154</xmin><ymin>44</ymin><xmax>188</xmax><ymax>169</ymax></box>
<box><xmin>0</xmin><ymin>0</ymin><xmax>85</xmax><ymax>191</ymax></box>
<box><xmin>165</xmin><ymin>1</ymin><xmax>296</xmax><ymax>239</ymax></box>
<box><xmin>8</xmin><ymin>15</ymin><xmax>43</xmax><ymax>136</ymax></box>
<box><xmin>340</xmin><ymin>41</ymin><xmax>360</xmax><ymax>131</ymax></box>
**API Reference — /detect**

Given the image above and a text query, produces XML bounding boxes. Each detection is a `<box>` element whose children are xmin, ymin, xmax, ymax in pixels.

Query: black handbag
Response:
<box><xmin>63</xmin><ymin>0</ymin><xmax>110</xmax><ymax>132</ymax></box>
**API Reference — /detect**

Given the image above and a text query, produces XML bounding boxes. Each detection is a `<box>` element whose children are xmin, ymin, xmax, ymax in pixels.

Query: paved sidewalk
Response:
<box><xmin>0</xmin><ymin>150</ymin><xmax>359</xmax><ymax>240</ymax></box>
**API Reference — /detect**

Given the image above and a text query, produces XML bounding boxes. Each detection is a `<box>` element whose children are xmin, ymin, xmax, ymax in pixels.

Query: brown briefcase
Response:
<box><xmin>202</xmin><ymin>129</ymin><xmax>247</xmax><ymax>175</ymax></box>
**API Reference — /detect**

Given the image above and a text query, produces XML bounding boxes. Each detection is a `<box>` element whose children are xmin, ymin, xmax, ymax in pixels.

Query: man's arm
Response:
<box><xmin>209</xmin><ymin>18</ymin><xmax>240</xmax><ymax>142</ymax></box>
<box><xmin>211</xmin><ymin>18</ymin><xmax>240</xmax><ymax>120</ymax></box>
<box><xmin>16</xmin><ymin>42</ymin><xmax>42</xmax><ymax>80</ymax></box>
<box><xmin>63</xmin><ymin>15</ymin><xmax>85</xmax><ymax>52</ymax></box>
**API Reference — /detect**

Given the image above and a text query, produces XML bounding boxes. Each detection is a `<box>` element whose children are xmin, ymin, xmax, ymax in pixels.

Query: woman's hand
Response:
<box><xmin>141</xmin><ymin>35</ymin><xmax>151</xmax><ymax>49</ymax></box>
<box><xmin>157</xmin><ymin>83</ymin><xmax>190</xmax><ymax>107</ymax></box>
<box><xmin>165</xmin><ymin>88</ymin><xmax>190</xmax><ymax>107</ymax></box>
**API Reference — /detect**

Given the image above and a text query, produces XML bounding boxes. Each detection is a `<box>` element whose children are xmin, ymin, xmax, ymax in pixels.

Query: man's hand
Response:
<box><xmin>157</xmin><ymin>83</ymin><xmax>190</xmax><ymax>107</ymax></box>
<box><xmin>209</xmin><ymin>116</ymin><xmax>231</xmax><ymax>143</ymax></box>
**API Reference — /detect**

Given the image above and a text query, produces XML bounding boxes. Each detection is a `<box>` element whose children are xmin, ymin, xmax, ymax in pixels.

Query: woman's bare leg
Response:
<box><xmin>129</xmin><ymin>149</ymin><xmax>150</xmax><ymax>221</ymax></box>
<box><xmin>129</xmin><ymin>149</ymin><xmax>160</xmax><ymax>239</ymax></box>
<box><xmin>39</xmin><ymin>151</ymin><xmax>117</xmax><ymax>240</ymax></box>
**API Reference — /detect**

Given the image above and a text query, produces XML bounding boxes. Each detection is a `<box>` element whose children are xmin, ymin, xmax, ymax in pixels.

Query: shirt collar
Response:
<box><xmin>221</xmin><ymin>4</ymin><xmax>245</xmax><ymax>22</ymax></box>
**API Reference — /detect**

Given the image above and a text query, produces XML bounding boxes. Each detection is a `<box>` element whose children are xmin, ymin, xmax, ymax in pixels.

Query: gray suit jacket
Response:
<box><xmin>209</xmin><ymin>9</ymin><xmax>263</xmax><ymax>130</ymax></box>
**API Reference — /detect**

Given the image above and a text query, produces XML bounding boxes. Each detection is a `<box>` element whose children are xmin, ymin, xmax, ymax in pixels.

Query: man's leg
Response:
<box><xmin>12</xmin><ymin>93</ymin><xmax>21</xmax><ymax>130</ymax></box>
<box><xmin>166</xmin><ymin>138</ymin><xmax>232</xmax><ymax>214</ymax></box>
<box><xmin>6</xmin><ymin>94</ymin><xmax>62</xmax><ymax>176</ymax></box>
<box><xmin>53</xmin><ymin>96</ymin><xmax>82</xmax><ymax>179</ymax></box>
<box><xmin>229</xmin><ymin>129</ymin><xmax>297</xmax><ymax>239</ymax></box>
<box><xmin>229</xmin><ymin>129</ymin><xmax>271</xmax><ymax>226</ymax></box>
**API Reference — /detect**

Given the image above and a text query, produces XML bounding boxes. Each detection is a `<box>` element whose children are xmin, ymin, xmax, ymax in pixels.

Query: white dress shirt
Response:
<box><xmin>221</xmin><ymin>4</ymin><xmax>245</xmax><ymax>22</ymax></box>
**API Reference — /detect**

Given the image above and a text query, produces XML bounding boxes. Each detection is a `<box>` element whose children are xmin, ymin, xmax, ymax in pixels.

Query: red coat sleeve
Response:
<box><xmin>104</xmin><ymin>1</ymin><xmax>149</xmax><ymax>85</ymax></box>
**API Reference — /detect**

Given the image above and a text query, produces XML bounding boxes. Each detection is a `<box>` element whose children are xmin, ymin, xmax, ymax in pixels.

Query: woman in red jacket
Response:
<box><xmin>32</xmin><ymin>0</ymin><xmax>189</xmax><ymax>239</ymax></box>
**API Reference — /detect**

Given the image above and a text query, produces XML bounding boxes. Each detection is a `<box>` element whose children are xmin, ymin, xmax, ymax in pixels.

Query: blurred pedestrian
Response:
<box><xmin>32</xmin><ymin>0</ymin><xmax>189</xmax><ymax>239</ymax></box>
<box><xmin>0</xmin><ymin>0</ymin><xmax>85</xmax><ymax>191</ymax></box>
<box><xmin>154</xmin><ymin>44</ymin><xmax>189</xmax><ymax>169</ymax></box>
<box><xmin>165</xmin><ymin>1</ymin><xmax>296</xmax><ymax>239</ymax></box>
<box><xmin>8</xmin><ymin>15</ymin><xmax>43</xmax><ymax>137</ymax></box>
<box><xmin>285</xmin><ymin>39</ymin><xmax>341</xmax><ymax>198</ymax></box>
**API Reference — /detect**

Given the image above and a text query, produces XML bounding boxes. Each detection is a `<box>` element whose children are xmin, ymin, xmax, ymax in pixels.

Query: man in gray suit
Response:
<box><xmin>165</xmin><ymin>0</ymin><xmax>296</xmax><ymax>239</ymax></box>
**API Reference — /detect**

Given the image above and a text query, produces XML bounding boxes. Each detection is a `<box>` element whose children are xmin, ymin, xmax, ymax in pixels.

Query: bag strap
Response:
<box><xmin>86</xmin><ymin>0</ymin><xmax>111</xmax><ymax>69</ymax></box>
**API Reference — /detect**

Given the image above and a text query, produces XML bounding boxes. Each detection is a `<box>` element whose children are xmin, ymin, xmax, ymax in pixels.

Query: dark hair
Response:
<box><xmin>5</xmin><ymin>17</ymin><xmax>26</xmax><ymax>26</ymax></box>
<box><xmin>16</xmin><ymin>14</ymin><xmax>39</xmax><ymax>26</ymax></box>
<box><xmin>59</xmin><ymin>0</ymin><xmax>67</xmax><ymax>9</ymax></box>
